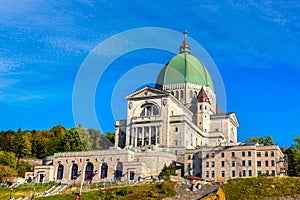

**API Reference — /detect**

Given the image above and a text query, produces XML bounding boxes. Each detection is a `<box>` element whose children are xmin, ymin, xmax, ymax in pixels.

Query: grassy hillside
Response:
<box><xmin>221</xmin><ymin>177</ymin><xmax>300</xmax><ymax>200</ymax></box>
<box><xmin>39</xmin><ymin>181</ymin><xmax>176</xmax><ymax>200</ymax></box>
<box><xmin>0</xmin><ymin>184</ymin><xmax>50</xmax><ymax>199</ymax></box>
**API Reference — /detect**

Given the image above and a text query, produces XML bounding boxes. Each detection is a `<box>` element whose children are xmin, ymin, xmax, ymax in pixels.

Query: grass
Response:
<box><xmin>0</xmin><ymin>183</ymin><xmax>51</xmax><ymax>199</ymax></box>
<box><xmin>38</xmin><ymin>181</ymin><xmax>177</xmax><ymax>200</ymax></box>
<box><xmin>221</xmin><ymin>177</ymin><xmax>300</xmax><ymax>200</ymax></box>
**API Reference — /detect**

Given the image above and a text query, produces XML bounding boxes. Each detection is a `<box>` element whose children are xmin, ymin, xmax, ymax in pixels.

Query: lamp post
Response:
<box><xmin>9</xmin><ymin>188</ymin><xmax>13</xmax><ymax>199</ymax></box>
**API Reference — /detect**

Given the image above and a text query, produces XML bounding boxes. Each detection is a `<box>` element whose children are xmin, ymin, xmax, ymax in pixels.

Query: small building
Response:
<box><xmin>184</xmin><ymin>142</ymin><xmax>287</xmax><ymax>181</ymax></box>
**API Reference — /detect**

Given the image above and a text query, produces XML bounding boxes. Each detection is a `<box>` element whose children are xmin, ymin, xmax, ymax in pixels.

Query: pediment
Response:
<box><xmin>228</xmin><ymin>113</ymin><xmax>239</xmax><ymax>127</ymax></box>
<box><xmin>126</xmin><ymin>86</ymin><xmax>169</xmax><ymax>100</ymax></box>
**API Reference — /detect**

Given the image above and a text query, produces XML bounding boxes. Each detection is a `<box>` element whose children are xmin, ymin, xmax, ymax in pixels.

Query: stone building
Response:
<box><xmin>115</xmin><ymin>31</ymin><xmax>239</xmax><ymax>155</ymax></box>
<box><xmin>33</xmin><ymin>32</ymin><xmax>286</xmax><ymax>184</ymax></box>
<box><xmin>184</xmin><ymin>142</ymin><xmax>287</xmax><ymax>181</ymax></box>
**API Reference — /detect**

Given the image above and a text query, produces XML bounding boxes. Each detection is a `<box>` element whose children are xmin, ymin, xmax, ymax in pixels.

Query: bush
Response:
<box><xmin>116</xmin><ymin>187</ymin><xmax>133</xmax><ymax>196</ymax></box>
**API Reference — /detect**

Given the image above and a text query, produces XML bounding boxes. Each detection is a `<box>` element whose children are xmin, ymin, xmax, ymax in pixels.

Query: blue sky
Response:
<box><xmin>0</xmin><ymin>0</ymin><xmax>299</xmax><ymax>147</ymax></box>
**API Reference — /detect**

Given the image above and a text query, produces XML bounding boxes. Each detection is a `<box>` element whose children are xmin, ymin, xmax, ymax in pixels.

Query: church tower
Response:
<box><xmin>195</xmin><ymin>87</ymin><xmax>211</xmax><ymax>132</ymax></box>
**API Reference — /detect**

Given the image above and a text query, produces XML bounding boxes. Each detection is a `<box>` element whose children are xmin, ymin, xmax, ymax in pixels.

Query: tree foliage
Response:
<box><xmin>0</xmin><ymin>125</ymin><xmax>114</xmax><ymax>160</ymax></box>
<box><xmin>158</xmin><ymin>164</ymin><xmax>177</xmax><ymax>180</ymax></box>
<box><xmin>0</xmin><ymin>165</ymin><xmax>16</xmax><ymax>183</ymax></box>
<box><xmin>285</xmin><ymin>137</ymin><xmax>300</xmax><ymax>176</ymax></box>
<box><xmin>246</xmin><ymin>136</ymin><xmax>274</xmax><ymax>146</ymax></box>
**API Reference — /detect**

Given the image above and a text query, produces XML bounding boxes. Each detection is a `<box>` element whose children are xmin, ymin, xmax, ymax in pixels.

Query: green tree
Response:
<box><xmin>88</xmin><ymin>129</ymin><xmax>102</xmax><ymax>150</ymax></box>
<box><xmin>0</xmin><ymin>165</ymin><xmax>16</xmax><ymax>182</ymax></box>
<box><xmin>158</xmin><ymin>164</ymin><xmax>177</xmax><ymax>180</ymax></box>
<box><xmin>11</xmin><ymin>130</ymin><xmax>32</xmax><ymax>160</ymax></box>
<box><xmin>0</xmin><ymin>151</ymin><xmax>16</xmax><ymax>169</ymax></box>
<box><xmin>246</xmin><ymin>136</ymin><xmax>274</xmax><ymax>146</ymax></box>
<box><xmin>285</xmin><ymin>137</ymin><xmax>300</xmax><ymax>176</ymax></box>
<box><xmin>104</xmin><ymin>132</ymin><xmax>115</xmax><ymax>144</ymax></box>
<box><xmin>16</xmin><ymin>161</ymin><xmax>34</xmax><ymax>177</ymax></box>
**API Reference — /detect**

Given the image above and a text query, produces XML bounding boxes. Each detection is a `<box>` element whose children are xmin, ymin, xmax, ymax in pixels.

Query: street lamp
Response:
<box><xmin>9</xmin><ymin>188</ymin><xmax>13</xmax><ymax>199</ymax></box>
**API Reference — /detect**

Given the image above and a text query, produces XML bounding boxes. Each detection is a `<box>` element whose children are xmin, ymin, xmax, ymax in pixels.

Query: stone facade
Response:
<box><xmin>33</xmin><ymin>32</ymin><xmax>286</xmax><ymax>185</ymax></box>
<box><xmin>184</xmin><ymin>143</ymin><xmax>287</xmax><ymax>181</ymax></box>
<box><xmin>33</xmin><ymin>149</ymin><xmax>175</xmax><ymax>184</ymax></box>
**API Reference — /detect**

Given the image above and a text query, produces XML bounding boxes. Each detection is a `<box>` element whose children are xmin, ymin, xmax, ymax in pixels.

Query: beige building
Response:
<box><xmin>32</xmin><ymin>32</ymin><xmax>286</xmax><ymax>184</ymax></box>
<box><xmin>184</xmin><ymin>142</ymin><xmax>287</xmax><ymax>181</ymax></box>
<box><xmin>115</xmin><ymin>31</ymin><xmax>239</xmax><ymax>155</ymax></box>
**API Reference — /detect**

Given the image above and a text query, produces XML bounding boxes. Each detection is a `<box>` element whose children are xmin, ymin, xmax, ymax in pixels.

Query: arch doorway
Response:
<box><xmin>100</xmin><ymin>163</ymin><xmax>108</xmax><ymax>179</ymax></box>
<box><xmin>57</xmin><ymin>164</ymin><xmax>64</xmax><ymax>180</ymax></box>
<box><xmin>115</xmin><ymin>162</ymin><xmax>123</xmax><ymax>181</ymax></box>
<box><xmin>71</xmin><ymin>163</ymin><xmax>78</xmax><ymax>179</ymax></box>
<box><xmin>85</xmin><ymin>162</ymin><xmax>94</xmax><ymax>182</ymax></box>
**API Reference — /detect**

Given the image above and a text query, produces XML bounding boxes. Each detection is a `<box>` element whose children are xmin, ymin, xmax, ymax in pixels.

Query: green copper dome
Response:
<box><xmin>156</xmin><ymin>32</ymin><xmax>214</xmax><ymax>91</ymax></box>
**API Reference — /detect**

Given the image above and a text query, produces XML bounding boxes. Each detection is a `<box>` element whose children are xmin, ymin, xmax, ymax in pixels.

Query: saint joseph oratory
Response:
<box><xmin>115</xmin><ymin>31</ymin><xmax>238</xmax><ymax>153</ymax></box>
<box><xmin>34</xmin><ymin>32</ymin><xmax>242</xmax><ymax>183</ymax></box>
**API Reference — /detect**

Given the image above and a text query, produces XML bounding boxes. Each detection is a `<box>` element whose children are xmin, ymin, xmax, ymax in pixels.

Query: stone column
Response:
<box><xmin>142</xmin><ymin>127</ymin><xmax>144</xmax><ymax>146</ymax></box>
<box><xmin>115</xmin><ymin>125</ymin><xmax>120</xmax><ymax>147</ymax></box>
<box><xmin>134</xmin><ymin>128</ymin><xmax>138</xmax><ymax>147</ymax></box>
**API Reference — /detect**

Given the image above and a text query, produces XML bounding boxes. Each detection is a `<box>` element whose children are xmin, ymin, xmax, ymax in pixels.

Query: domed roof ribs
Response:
<box><xmin>180</xmin><ymin>30</ymin><xmax>190</xmax><ymax>53</ymax></box>
<box><xmin>197</xmin><ymin>87</ymin><xmax>210</xmax><ymax>103</ymax></box>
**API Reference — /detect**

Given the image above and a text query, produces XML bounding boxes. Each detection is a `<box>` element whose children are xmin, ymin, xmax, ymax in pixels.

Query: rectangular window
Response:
<box><xmin>175</xmin><ymin>127</ymin><xmax>178</xmax><ymax>132</ymax></box>
<box><xmin>271</xmin><ymin>160</ymin><xmax>275</xmax><ymax>167</ymax></box>
<box><xmin>242</xmin><ymin>160</ymin><xmax>246</xmax><ymax>166</ymax></box>
<box><xmin>242</xmin><ymin>170</ymin><xmax>246</xmax><ymax>177</ymax></box>
<box><xmin>257</xmin><ymin>152</ymin><xmax>261</xmax><ymax>157</ymax></box>
<box><xmin>193</xmin><ymin>164</ymin><xmax>195</xmax><ymax>169</ymax></box>
<box><xmin>257</xmin><ymin>161</ymin><xmax>261</xmax><ymax>167</ymax></box>
<box><xmin>271</xmin><ymin>151</ymin><xmax>275</xmax><ymax>157</ymax></box>
<box><xmin>265</xmin><ymin>160</ymin><xmax>269</xmax><ymax>167</ymax></box>
<box><xmin>212</xmin><ymin>171</ymin><xmax>215</xmax><ymax>178</ymax></box>
<box><xmin>249</xmin><ymin>170</ymin><xmax>252</xmax><ymax>177</ymax></box>
<box><xmin>265</xmin><ymin>151</ymin><xmax>268</xmax><ymax>157</ymax></box>
<box><xmin>206</xmin><ymin>171</ymin><xmax>209</xmax><ymax>178</ymax></box>
<box><xmin>211</xmin><ymin>152</ymin><xmax>215</xmax><ymax>158</ymax></box>
<box><xmin>258</xmin><ymin>171</ymin><xmax>262</xmax><ymax>176</ymax></box>
<box><xmin>206</xmin><ymin>153</ymin><xmax>209</xmax><ymax>158</ymax></box>
<box><xmin>222</xmin><ymin>161</ymin><xmax>225</xmax><ymax>167</ymax></box>
<box><xmin>232</xmin><ymin>161</ymin><xmax>235</xmax><ymax>167</ymax></box>
<box><xmin>211</xmin><ymin>161</ymin><xmax>215</xmax><ymax>167</ymax></box>
<box><xmin>221</xmin><ymin>171</ymin><xmax>225</xmax><ymax>177</ymax></box>
<box><xmin>188</xmin><ymin>163</ymin><xmax>191</xmax><ymax>169</ymax></box>
<box><xmin>272</xmin><ymin>170</ymin><xmax>275</xmax><ymax>176</ymax></box>
<box><xmin>248</xmin><ymin>151</ymin><xmax>252</xmax><ymax>157</ymax></box>
<box><xmin>188</xmin><ymin>155</ymin><xmax>191</xmax><ymax>160</ymax></box>
<box><xmin>248</xmin><ymin>160</ymin><xmax>252</xmax><ymax>166</ymax></box>
<box><xmin>242</xmin><ymin>151</ymin><xmax>245</xmax><ymax>157</ymax></box>
<box><xmin>206</xmin><ymin>161</ymin><xmax>209</xmax><ymax>168</ymax></box>
<box><xmin>266</xmin><ymin>170</ymin><xmax>269</xmax><ymax>175</ymax></box>
<box><xmin>221</xmin><ymin>152</ymin><xmax>225</xmax><ymax>158</ymax></box>
<box><xmin>232</xmin><ymin>152</ymin><xmax>235</xmax><ymax>157</ymax></box>
<box><xmin>192</xmin><ymin>155</ymin><xmax>196</xmax><ymax>160</ymax></box>
<box><xmin>232</xmin><ymin>170</ymin><xmax>236</xmax><ymax>177</ymax></box>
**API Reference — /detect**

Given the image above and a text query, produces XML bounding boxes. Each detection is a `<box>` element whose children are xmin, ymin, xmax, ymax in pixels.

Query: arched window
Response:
<box><xmin>71</xmin><ymin>163</ymin><xmax>78</xmax><ymax>179</ymax></box>
<box><xmin>140</xmin><ymin>104</ymin><xmax>159</xmax><ymax>117</ymax></box>
<box><xmin>101</xmin><ymin>163</ymin><xmax>108</xmax><ymax>179</ymax></box>
<box><xmin>115</xmin><ymin>162</ymin><xmax>123</xmax><ymax>181</ymax></box>
<box><xmin>175</xmin><ymin>91</ymin><xmax>179</xmax><ymax>99</ymax></box>
<box><xmin>85</xmin><ymin>162</ymin><xmax>94</xmax><ymax>181</ymax></box>
<box><xmin>57</xmin><ymin>164</ymin><xmax>64</xmax><ymax>180</ymax></box>
<box><xmin>180</xmin><ymin>90</ymin><xmax>184</xmax><ymax>99</ymax></box>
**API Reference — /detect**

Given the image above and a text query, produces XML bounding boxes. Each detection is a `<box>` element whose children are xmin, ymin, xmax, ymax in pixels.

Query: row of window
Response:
<box><xmin>205</xmin><ymin>169</ymin><xmax>277</xmax><ymax>179</ymax></box>
<box><xmin>205</xmin><ymin>170</ymin><xmax>253</xmax><ymax>178</ymax></box>
<box><xmin>257</xmin><ymin>160</ymin><xmax>275</xmax><ymax>167</ymax></box>
<box><xmin>258</xmin><ymin>170</ymin><xmax>276</xmax><ymax>176</ymax></box>
<box><xmin>203</xmin><ymin>159</ymin><xmax>276</xmax><ymax>168</ymax></box>
<box><xmin>204</xmin><ymin>150</ymin><xmax>275</xmax><ymax>159</ymax></box>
